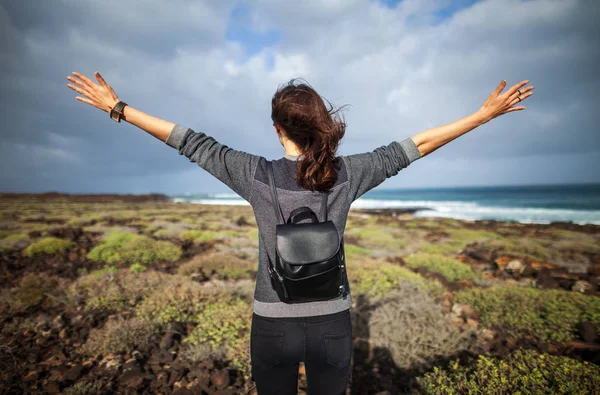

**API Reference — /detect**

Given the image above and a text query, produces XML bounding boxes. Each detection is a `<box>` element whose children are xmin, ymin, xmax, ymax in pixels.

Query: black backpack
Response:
<box><xmin>266</xmin><ymin>161</ymin><xmax>348</xmax><ymax>303</ymax></box>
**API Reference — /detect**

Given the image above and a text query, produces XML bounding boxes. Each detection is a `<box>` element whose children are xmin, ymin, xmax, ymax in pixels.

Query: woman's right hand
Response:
<box><xmin>66</xmin><ymin>71</ymin><xmax>120</xmax><ymax>114</ymax></box>
<box><xmin>477</xmin><ymin>79</ymin><xmax>534</xmax><ymax>125</ymax></box>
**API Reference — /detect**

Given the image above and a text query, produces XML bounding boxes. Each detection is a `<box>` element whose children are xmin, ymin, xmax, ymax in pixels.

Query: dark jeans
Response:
<box><xmin>250</xmin><ymin>308</ymin><xmax>353</xmax><ymax>395</ymax></box>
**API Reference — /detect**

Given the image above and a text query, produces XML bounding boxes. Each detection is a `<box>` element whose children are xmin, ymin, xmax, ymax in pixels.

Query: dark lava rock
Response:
<box><xmin>211</xmin><ymin>368</ymin><xmax>231</xmax><ymax>390</ymax></box>
<box><xmin>235</xmin><ymin>216</ymin><xmax>249</xmax><ymax>226</ymax></box>
<box><xmin>119</xmin><ymin>367</ymin><xmax>146</xmax><ymax>389</ymax></box>
<box><xmin>64</xmin><ymin>364</ymin><xmax>84</xmax><ymax>381</ymax></box>
<box><xmin>535</xmin><ymin>267</ymin><xmax>559</xmax><ymax>289</ymax></box>
<box><xmin>578</xmin><ymin>321</ymin><xmax>598</xmax><ymax>343</ymax></box>
<box><xmin>160</xmin><ymin>331</ymin><xmax>176</xmax><ymax>350</ymax></box>
<box><xmin>47</xmin><ymin>226</ymin><xmax>83</xmax><ymax>241</ymax></box>
<box><xmin>464</xmin><ymin>247</ymin><xmax>493</xmax><ymax>262</ymax></box>
<box><xmin>520</xmin><ymin>264</ymin><xmax>535</xmax><ymax>277</ymax></box>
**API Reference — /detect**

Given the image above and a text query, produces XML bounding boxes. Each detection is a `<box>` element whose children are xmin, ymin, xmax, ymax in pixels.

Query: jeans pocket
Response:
<box><xmin>251</xmin><ymin>329</ymin><xmax>285</xmax><ymax>370</ymax></box>
<box><xmin>324</xmin><ymin>330</ymin><xmax>352</xmax><ymax>368</ymax></box>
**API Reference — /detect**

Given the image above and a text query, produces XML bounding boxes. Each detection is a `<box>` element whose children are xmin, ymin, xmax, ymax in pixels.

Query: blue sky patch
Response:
<box><xmin>225</xmin><ymin>2</ymin><xmax>282</xmax><ymax>60</ymax></box>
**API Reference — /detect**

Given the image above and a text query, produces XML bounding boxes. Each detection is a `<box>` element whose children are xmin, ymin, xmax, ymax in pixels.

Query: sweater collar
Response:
<box><xmin>283</xmin><ymin>154</ymin><xmax>303</xmax><ymax>161</ymax></box>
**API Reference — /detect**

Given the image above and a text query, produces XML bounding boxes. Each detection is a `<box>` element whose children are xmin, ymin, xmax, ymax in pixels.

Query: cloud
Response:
<box><xmin>0</xmin><ymin>0</ymin><xmax>598</xmax><ymax>194</ymax></box>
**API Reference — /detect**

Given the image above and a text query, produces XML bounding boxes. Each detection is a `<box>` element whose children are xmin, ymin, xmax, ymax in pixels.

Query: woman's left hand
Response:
<box><xmin>477</xmin><ymin>79</ymin><xmax>534</xmax><ymax>125</ymax></box>
<box><xmin>66</xmin><ymin>71</ymin><xmax>120</xmax><ymax>113</ymax></box>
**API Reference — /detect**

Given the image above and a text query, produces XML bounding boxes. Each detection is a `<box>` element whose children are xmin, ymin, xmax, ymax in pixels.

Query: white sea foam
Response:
<box><xmin>170</xmin><ymin>197</ymin><xmax>600</xmax><ymax>225</ymax></box>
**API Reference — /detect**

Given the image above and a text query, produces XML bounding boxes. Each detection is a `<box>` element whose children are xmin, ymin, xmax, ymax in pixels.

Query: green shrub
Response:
<box><xmin>130</xmin><ymin>263</ymin><xmax>147</xmax><ymax>273</ymax></box>
<box><xmin>417</xmin><ymin>228</ymin><xmax>500</xmax><ymax>255</ymax></box>
<box><xmin>87</xmin><ymin>231</ymin><xmax>181</xmax><ymax>266</ymax></box>
<box><xmin>0</xmin><ymin>233</ymin><xmax>29</xmax><ymax>252</ymax></box>
<box><xmin>345</xmin><ymin>226</ymin><xmax>406</xmax><ymax>248</ymax></box>
<box><xmin>184</xmin><ymin>296</ymin><xmax>252</xmax><ymax>373</ymax></box>
<box><xmin>417</xmin><ymin>348</ymin><xmax>600</xmax><ymax>394</ymax></box>
<box><xmin>64</xmin><ymin>378</ymin><xmax>108</xmax><ymax>395</ymax></box>
<box><xmin>180</xmin><ymin>229</ymin><xmax>229</xmax><ymax>242</ymax></box>
<box><xmin>79</xmin><ymin>318</ymin><xmax>161</xmax><ymax>356</ymax></box>
<box><xmin>455</xmin><ymin>286</ymin><xmax>600</xmax><ymax>342</ymax></box>
<box><xmin>483</xmin><ymin>237</ymin><xmax>554</xmax><ymax>262</ymax></box>
<box><xmin>136</xmin><ymin>277</ymin><xmax>215</xmax><ymax>324</ymax></box>
<box><xmin>350</xmin><ymin>262</ymin><xmax>445</xmax><ymax>300</ymax></box>
<box><xmin>68</xmin><ymin>269</ymin><xmax>165</xmax><ymax>312</ymax></box>
<box><xmin>177</xmin><ymin>252</ymin><xmax>255</xmax><ymax>280</ymax></box>
<box><xmin>2</xmin><ymin>273</ymin><xmax>62</xmax><ymax>310</ymax></box>
<box><xmin>404</xmin><ymin>253</ymin><xmax>481</xmax><ymax>282</ymax></box>
<box><xmin>345</xmin><ymin>244</ymin><xmax>372</xmax><ymax>259</ymax></box>
<box><xmin>23</xmin><ymin>237</ymin><xmax>75</xmax><ymax>257</ymax></box>
<box><xmin>367</xmin><ymin>283</ymin><xmax>472</xmax><ymax>370</ymax></box>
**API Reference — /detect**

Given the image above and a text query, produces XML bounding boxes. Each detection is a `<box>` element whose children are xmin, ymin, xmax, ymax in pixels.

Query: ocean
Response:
<box><xmin>169</xmin><ymin>183</ymin><xmax>600</xmax><ymax>225</ymax></box>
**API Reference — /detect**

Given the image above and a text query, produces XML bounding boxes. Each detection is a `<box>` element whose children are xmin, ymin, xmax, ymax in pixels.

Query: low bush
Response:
<box><xmin>345</xmin><ymin>244</ymin><xmax>372</xmax><ymax>259</ymax></box>
<box><xmin>350</xmin><ymin>262</ymin><xmax>445</xmax><ymax>300</ymax></box>
<box><xmin>455</xmin><ymin>286</ymin><xmax>600</xmax><ymax>342</ymax></box>
<box><xmin>404</xmin><ymin>253</ymin><xmax>481</xmax><ymax>282</ymax></box>
<box><xmin>68</xmin><ymin>268</ymin><xmax>166</xmax><ymax>312</ymax></box>
<box><xmin>130</xmin><ymin>263</ymin><xmax>147</xmax><ymax>273</ymax></box>
<box><xmin>0</xmin><ymin>233</ymin><xmax>29</xmax><ymax>252</ymax></box>
<box><xmin>87</xmin><ymin>230</ymin><xmax>181</xmax><ymax>266</ymax></box>
<box><xmin>417</xmin><ymin>228</ymin><xmax>500</xmax><ymax>255</ymax></box>
<box><xmin>64</xmin><ymin>378</ymin><xmax>108</xmax><ymax>395</ymax></box>
<box><xmin>417</xmin><ymin>348</ymin><xmax>600</xmax><ymax>394</ymax></box>
<box><xmin>367</xmin><ymin>283</ymin><xmax>473</xmax><ymax>370</ymax></box>
<box><xmin>177</xmin><ymin>252</ymin><xmax>255</xmax><ymax>280</ymax></box>
<box><xmin>135</xmin><ymin>276</ymin><xmax>217</xmax><ymax>324</ymax></box>
<box><xmin>0</xmin><ymin>273</ymin><xmax>63</xmax><ymax>311</ymax></box>
<box><xmin>79</xmin><ymin>318</ymin><xmax>161</xmax><ymax>356</ymax></box>
<box><xmin>482</xmin><ymin>237</ymin><xmax>554</xmax><ymax>262</ymax></box>
<box><xmin>179</xmin><ymin>229</ymin><xmax>231</xmax><ymax>243</ymax></box>
<box><xmin>183</xmin><ymin>296</ymin><xmax>252</xmax><ymax>375</ymax></box>
<box><xmin>23</xmin><ymin>237</ymin><xmax>75</xmax><ymax>257</ymax></box>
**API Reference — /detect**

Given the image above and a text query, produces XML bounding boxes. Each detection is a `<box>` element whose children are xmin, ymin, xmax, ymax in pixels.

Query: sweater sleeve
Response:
<box><xmin>343</xmin><ymin>137</ymin><xmax>421</xmax><ymax>202</ymax></box>
<box><xmin>165</xmin><ymin>123</ymin><xmax>262</xmax><ymax>202</ymax></box>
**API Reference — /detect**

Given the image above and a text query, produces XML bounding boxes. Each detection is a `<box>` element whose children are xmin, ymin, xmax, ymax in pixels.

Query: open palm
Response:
<box><xmin>479</xmin><ymin>79</ymin><xmax>534</xmax><ymax>124</ymax></box>
<box><xmin>66</xmin><ymin>71</ymin><xmax>120</xmax><ymax>113</ymax></box>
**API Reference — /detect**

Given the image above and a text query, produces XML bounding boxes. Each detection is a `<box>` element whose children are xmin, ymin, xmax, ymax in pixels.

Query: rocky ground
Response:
<box><xmin>0</xmin><ymin>193</ymin><xmax>599</xmax><ymax>394</ymax></box>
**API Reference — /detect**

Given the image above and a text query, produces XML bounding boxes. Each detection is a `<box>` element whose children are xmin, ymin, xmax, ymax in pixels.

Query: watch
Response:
<box><xmin>110</xmin><ymin>101</ymin><xmax>128</xmax><ymax>123</ymax></box>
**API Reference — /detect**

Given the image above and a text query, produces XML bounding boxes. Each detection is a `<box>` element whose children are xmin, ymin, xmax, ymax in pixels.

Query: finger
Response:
<box><xmin>509</xmin><ymin>91</ymin><xmax>533</xmax><ymax>107</ymax></box>
<box><xmin>94</xmin><ymin>72</ymin><xmax>119</xmax><ymax>101</ymax></box>
<box><xmin>66</xmin><ymin>75</ymin><xmax>94</xmax><ymax>93</ymax></box>
<box><xmin>494</xmin><ymin>80</ymin><xmax>507</xmax><ymax>95</ymax></box>
<box><xmin>505</xmin><ymin>79</ymin><xmax>530</xmax><ymax>97</ymax></box>
<box><xmin>508</xmin><ymin>85</ymin><xmax>534</xmax><ymax>102</ymax></box>
<box><xmin>500</xmin><ymin>106</ymin><xmax>525</xmax><ymax>115</ymax></box>
<box><xmin>72</xmin><ymin>71</ymin><xmax>98</xmax><ymax>91</ymax></box>
<box><xmin>95</xmin><ymin>72</ymin><xmax>109</xmax><ymax>89</ymax></box>
<box><xmin>75</xmin><ymin>96</ymin><xmax>96</xmax><ymax>107</ymax></box>
<box><xmin>67</xmin><ymin>83</ymin><xmax>94</xmax><ymax>99</ymax></box>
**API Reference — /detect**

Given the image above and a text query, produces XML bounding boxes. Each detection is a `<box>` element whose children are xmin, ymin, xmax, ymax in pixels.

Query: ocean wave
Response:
<box><xmin>352</xmin><ymin>199</ymin><xmax>600</xmax><ymax>225</ymax></box>
<box><xmin>170</xmin><ymin>197</ymin><xmax>600</xmax><ymax>225</ymax></box>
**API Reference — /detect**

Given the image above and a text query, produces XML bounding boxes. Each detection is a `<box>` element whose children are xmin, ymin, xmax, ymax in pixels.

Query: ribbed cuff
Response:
<box><xmin>165</xmin><ymin>124</ymin><xmax>189</xmax><ymax>150</ymax></box>
<box><xmin>398</xmin><ymin>137</ymin><xmax>421</xmax><ymax>163</ymax></box>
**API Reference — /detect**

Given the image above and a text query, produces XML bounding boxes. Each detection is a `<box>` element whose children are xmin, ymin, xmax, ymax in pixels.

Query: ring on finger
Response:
<box><xmin>517</xmin><ymin>89</ymin><xmax>521</xmax><ymax>95</ymax></box>
<box><xmin>517</xmin><ymin>96</ymin><xmax>521</xmax><ymax>102</ymax></box>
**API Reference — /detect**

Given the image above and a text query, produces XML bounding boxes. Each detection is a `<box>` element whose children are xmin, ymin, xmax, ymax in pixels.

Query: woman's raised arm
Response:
<box><xmin>67</xmin><ymin>71</ymin><xmax>263</xmax><ymax>202</ymax></box>
<box><xmin>411</xmin><ymin>79</ymin><xmax>534</xmax><ymax>158</ymax></box>
<box><xmin>66</xmin><ymin>71</ymin><xmax>175</xmax><ymax>142</ymax></box>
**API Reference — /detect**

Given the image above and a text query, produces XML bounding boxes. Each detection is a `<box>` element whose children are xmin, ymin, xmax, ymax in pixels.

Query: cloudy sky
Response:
<box><xmin>0</xmin><ymin>0</ymin><xmax>598</xmax><ymax>195</ymax></box>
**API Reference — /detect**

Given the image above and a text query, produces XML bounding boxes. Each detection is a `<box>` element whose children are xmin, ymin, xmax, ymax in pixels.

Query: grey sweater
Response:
<box><xmin>165</xmin><ymin>124</ymin><xmax>422</xmax><ymax>318</ymax></box>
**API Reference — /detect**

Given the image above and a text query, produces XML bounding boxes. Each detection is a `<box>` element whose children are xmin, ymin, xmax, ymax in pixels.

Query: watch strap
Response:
<box><xmin>110</xmin><ymin>101</ymin><xmax>128</xmax><ymax>123</ymax></box>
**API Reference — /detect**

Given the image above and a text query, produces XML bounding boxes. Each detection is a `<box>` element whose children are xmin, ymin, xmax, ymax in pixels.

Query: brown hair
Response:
<box><xmin>271</xmin><ymin>78</ymin><xmax>347</xmax><ymax>192</ymax></box>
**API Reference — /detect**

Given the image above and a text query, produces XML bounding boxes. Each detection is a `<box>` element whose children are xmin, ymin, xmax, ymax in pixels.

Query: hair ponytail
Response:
<box><xmin>271</xmin><ymin>78</ymin><xmax>347</xmax><ymax>192</ymax></box>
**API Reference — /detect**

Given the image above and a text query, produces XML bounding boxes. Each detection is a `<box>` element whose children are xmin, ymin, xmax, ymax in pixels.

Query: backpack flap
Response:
<box><xmin>276</xmin><ymin>220</ymin><xmax>340</xmax><ymax>268</ymax></box>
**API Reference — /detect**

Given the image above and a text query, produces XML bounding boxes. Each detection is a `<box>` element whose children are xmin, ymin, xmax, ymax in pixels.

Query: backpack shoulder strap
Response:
<box><xmin>320</xmin><ymin>190</ymin><xmax>328</xmax><ymax>222</ymax></box>
<box><xmin>266</xmin><ymin>161</ymin><xmax>285</xmax><ymax>225</ymax></box>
